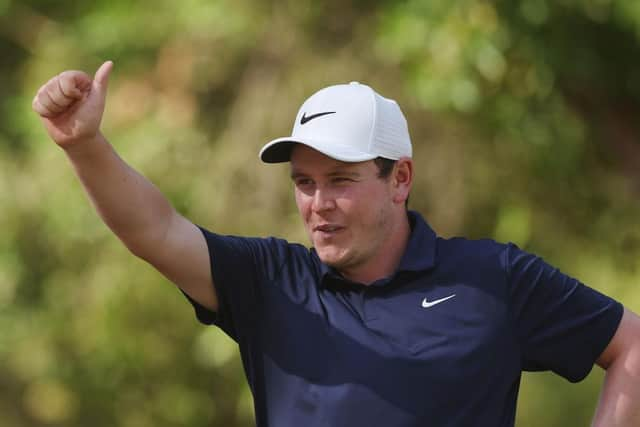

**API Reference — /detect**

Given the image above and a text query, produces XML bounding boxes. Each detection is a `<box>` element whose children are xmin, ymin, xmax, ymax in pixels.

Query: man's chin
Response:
<box><xmin>315</xmin><ymin>246</ymin><xmax>347</xmax><ymax>268</ymax></box>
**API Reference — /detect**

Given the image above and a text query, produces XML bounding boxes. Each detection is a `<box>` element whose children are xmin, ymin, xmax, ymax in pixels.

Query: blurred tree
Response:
<box><xmin>0</xmin><ymin>0</ymin><xmax>638</xmax><ymax>426</ymax></box>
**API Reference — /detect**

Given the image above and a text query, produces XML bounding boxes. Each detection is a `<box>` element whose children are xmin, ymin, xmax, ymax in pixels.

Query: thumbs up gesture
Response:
<box><xmin>32</xmin><ymin>61</ymin><xmax>114</xmax><ymax>148</ymax></box>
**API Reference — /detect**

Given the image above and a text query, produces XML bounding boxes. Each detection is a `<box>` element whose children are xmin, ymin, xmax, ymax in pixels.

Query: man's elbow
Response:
<box><xmin>598</xmin><ymin>308</ymin><xmax>640</xmax><ymax>372</ymax></box>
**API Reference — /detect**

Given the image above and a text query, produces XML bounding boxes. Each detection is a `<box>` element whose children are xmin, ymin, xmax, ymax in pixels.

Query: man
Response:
<box><xmin>33</xmin><ymin>61</ymin><xmax>640</xmax><ymax>426</ymax></box>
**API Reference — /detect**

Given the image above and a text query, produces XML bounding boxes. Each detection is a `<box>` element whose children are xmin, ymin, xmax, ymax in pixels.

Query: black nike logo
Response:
<box><xmin>300</xmin><ymin>111</ymin><xmax>336</xmax><ymax>125</ymax></box>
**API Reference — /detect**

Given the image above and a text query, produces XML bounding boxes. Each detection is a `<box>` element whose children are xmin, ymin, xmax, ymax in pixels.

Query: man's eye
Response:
<box><xmin>332</xmin><ymin>177</ymin><xmax>353</xmax><ymax>183</ymax></box>
<box><xmin>295</xmin><ymin>179</ymin><xmax>313</xmax><ymax>186</ymax></box>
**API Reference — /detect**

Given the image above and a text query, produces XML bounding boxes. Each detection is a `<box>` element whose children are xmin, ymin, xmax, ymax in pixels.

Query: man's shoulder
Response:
<box><xmin>437</xmin><ymin>234</ymin><xmax>508</xmax><ymax>255</ymax></box>
<box><xmin>199</xmin><ymin>226</ymin><xmax>305</xmax><ymax>250</ymax></box>
<box><xmin>435</xmin><ymin>235</ymin><xmax>511</xmax><ymax>271</ymax></box>
<box><xmin>197</xmin><ymin>227</ymin><xmax>314</xmax><ymax>266</ymax></box>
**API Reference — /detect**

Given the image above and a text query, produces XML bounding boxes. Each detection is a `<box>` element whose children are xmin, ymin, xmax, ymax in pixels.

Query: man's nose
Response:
<box><xmin>311</xmin><ymin>187</ymin><xmax>336</xmax><ymax>212</ymax></box>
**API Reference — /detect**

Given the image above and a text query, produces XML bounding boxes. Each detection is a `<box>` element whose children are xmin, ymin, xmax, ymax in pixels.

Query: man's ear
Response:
<box><xmin>392</xmin><ymin>158</ymin><xmax>413</xmax><ymax>205</ymax></box>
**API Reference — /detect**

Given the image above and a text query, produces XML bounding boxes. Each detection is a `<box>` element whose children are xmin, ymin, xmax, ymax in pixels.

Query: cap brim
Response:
<box><xmin>259</xmin><ymin>137</ymin><xmax>378</xmax><ymax>163</ymax></box>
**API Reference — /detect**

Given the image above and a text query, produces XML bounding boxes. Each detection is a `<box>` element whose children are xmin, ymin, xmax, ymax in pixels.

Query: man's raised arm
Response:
<box><xmin>32</xmin><ymin>61</ymin><xmax>218</xmax><ymax>312</ymax></box>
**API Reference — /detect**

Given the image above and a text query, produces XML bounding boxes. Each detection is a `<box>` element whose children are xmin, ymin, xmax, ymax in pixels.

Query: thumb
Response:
<box><xmin>92</xmin><ymin>60</ymin><xmax>114</xmax><ymax>96</ymax></box>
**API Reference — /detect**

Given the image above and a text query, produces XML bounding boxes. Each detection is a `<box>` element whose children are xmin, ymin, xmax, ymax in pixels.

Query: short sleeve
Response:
<box><xmin>183</xmin><ymin>227</ymin><xmax>290</xmax><ymax>342</ymax></box>
<box><xmin>506</xmin><ymin>243</ymin><xmax>623</xmax><ymax>382</ymax></box>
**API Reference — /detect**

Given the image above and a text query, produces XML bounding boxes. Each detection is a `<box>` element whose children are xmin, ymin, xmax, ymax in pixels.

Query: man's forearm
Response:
<box><xmin>64</xmin><ymin>132</ymin><xmax>175</xmax><ymax>257</ymax></box>
<box><xmin>592</xmin><ymin>314</ymin><xmax>640</xmax><ymax>426</ymax></box>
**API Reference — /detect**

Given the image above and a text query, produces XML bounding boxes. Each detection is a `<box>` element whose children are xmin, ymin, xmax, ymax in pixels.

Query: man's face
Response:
<box><xmin>289</xmin><ymin>145</ymin><xmax>397</xmax><ymax>277</ymax></box>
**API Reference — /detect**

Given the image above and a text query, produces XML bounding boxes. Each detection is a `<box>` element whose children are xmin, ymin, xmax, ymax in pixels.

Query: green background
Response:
<box><xmin>1</xmin><ymin>0</ymin><xmax>639</xmax><ymax>425</ymax></box>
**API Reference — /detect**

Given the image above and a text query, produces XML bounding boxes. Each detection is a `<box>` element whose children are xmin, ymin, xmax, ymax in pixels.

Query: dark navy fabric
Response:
<box><xmin>185</xmin><ymin>211</ymin><xmax>623</xmax><ymax>427</ymax></box>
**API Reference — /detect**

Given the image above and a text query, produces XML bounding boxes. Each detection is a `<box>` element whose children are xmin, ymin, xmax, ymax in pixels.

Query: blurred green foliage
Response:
<box><xmin>1</xmin><ymin>0</ymin><xmax>638</xmax><ymax>425</ymax></box>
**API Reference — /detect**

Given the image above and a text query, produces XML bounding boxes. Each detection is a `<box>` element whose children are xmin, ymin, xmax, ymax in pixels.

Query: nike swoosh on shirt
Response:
<box><xmin>421</xmin><ymin>294</ymin><xmax>456</xmax><ymax>308</ymax></box>
<box><xmin>300</xmin><ymin>111</ymin><xmax>336</xmax><ymax>125</ymax></box>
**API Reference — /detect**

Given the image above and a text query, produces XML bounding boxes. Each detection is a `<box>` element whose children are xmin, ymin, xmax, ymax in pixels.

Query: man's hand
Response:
<box><xmin>32</xmin><ymin>61</ymin><xmax>113</xmax><ymax>148</ymax></box>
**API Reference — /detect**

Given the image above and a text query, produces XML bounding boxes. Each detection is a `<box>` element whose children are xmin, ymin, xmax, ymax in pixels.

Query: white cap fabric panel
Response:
<box><xmin>371</xmin><ymin>96</ymin><xmax>412</xmax><ymax>160</ymax></box>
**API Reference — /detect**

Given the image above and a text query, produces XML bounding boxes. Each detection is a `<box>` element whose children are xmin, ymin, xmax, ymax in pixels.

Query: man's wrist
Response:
<box><xmin>62</xmin><ymin>132</ymin><xmax>108</xmax><ymax>158</ymax></box>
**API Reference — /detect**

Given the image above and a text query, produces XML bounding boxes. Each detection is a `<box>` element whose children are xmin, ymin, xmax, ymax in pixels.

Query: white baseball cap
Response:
<box><xmin>259</xmin><ymin>82</ymin><xmax>412</xmax><ymax>163</ymax></box>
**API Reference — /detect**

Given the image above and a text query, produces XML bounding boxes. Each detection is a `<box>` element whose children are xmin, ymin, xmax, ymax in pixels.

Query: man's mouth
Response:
<box><xmin>313</xmin><ymin>224</ymin><xmax>344</xmax><ymax>234</ymax></box>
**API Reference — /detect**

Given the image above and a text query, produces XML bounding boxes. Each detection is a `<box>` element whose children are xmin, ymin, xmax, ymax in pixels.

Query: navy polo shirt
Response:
<box><xmin>185</xmin><ymin>211</ymin><xmax>623</xmax><ymax>427</ymax></box>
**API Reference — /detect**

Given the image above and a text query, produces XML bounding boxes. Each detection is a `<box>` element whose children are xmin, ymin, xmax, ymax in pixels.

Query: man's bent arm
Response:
<box><xmin>32</xmin><ymin>62</ymin><xmax>218</xmax><ymax>312</ymax></box>
<box><xmin>592</xmin><ymin>308</ymin><xmax>640</xmax><ymax>426</ymax></box>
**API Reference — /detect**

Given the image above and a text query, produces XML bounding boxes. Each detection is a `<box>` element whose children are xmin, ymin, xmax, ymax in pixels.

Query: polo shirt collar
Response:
<box><xmin>315</xmin><ymin>210</ymin><xmax>437</xmax><ymax>287</ymax></box>
<box><xmin>397</xmin><ymin>210</ymin><xmax>437</xmax><ymax>272</ymax></box>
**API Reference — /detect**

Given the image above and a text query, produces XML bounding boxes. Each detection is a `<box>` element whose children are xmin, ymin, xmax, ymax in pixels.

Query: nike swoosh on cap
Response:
<box><xmin>300</xmin><ymin>111</ymin><xmax>336</xmax><ymax>125</ymax></box>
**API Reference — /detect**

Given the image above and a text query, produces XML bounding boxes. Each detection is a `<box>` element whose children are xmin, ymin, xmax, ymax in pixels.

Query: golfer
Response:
<box><xmin>33</xmin><ymin>61</ymin><xmax>640</xmax><ymax>426</ymax></box>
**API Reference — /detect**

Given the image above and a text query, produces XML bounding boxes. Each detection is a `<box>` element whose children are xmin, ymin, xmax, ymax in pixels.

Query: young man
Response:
<box><xmin>33</xmin><ymin>61</ymin><xmax>640</xmax><ymax>426</ymax></box>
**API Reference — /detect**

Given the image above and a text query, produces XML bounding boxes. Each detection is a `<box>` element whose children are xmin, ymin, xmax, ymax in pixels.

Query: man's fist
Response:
<box><xmin>32</xmin><ymin>61</ymin><xmax>113</xmax><ymax>148</ymax></box>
